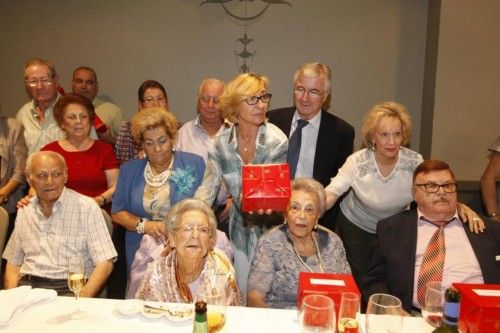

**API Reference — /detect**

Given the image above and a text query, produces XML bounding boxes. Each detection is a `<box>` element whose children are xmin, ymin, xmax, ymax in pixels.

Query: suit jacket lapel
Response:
<box><xmin>401</xmin><ymin>210</ymin><xmax>419</xmax><ymax>305</ymax></box>
<box><xmin>462</xmin><ymin>221</ymin><xmax>497</xmax><ymax>282</ymax></box>
<box><xmin>312</xmin><ymin>111</ymin><xmax>327</xmax><ymax>181</ymax></box>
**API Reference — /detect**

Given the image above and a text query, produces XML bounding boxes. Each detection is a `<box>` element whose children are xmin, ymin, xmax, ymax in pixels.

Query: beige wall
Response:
<box><xmin>432</xmin><ymin>0</ymin><xmax>500</xmax><ymax>180</ymax></box>
<box><xmin>0</xmin><ymin>0</ymin><xmax>427</xmax><ymax>151</ymax></box>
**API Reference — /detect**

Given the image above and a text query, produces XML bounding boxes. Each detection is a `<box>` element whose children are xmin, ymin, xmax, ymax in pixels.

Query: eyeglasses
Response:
<box><xmin>245</xmin><ymin>93</ymin><xmax>272</xmax><ymax>105</ymax></box>
<box><xmin>176</xmin><ymin>225</ymin><xmax>211</xmax><ymax>236</ymax></box>
<box><xmin>294</xmin><ymin>86</ymin><xmax>324</xmax><ymax>99</ymax></box>
<box><xmin>200</xmin><ymin>95</ymin><xmax>220</xmax><ymax>103</ymax></box>
<box><xmin>414</xmin><ymin>183</ymin><xmax>457</xmax><ymax>193</ymax></box>
<box><xmin>143</xmin><ymin>96</ymin><xmax>167</xmax><ymax>103</ymax></box>
<box><xmin>289</xmin><ymin>203</ymin><xmax>317</xmax><ymax>216</ymax></box>
<box><xmin>26</xmin><ymin>76</ymin><xmax>55</xmax><ymax>88</ymax></box>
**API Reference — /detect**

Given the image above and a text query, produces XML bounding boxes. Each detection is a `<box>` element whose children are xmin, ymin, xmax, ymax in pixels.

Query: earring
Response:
<box><xmin>283</xmin><ymin>218</ymin><xmax>287</xmax><ymax>225</ymax></box>
<box><xmin>314</xmin><ymin>224</ymin><xmax>318</xmax><ymax>230</ymax></box>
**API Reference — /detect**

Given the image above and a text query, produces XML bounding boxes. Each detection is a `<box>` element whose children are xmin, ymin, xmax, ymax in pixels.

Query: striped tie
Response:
<box><xmin>416</xmin><ymin>218</ymin><xmax>451</xmax><ymax>306</ymax></box>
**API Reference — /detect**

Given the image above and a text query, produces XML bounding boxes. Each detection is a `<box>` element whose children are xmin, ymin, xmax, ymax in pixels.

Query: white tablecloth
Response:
<box><xmin>0</xmin><ymin>296</ymin><xmax>435</xmax><ymax>333</ymax></box>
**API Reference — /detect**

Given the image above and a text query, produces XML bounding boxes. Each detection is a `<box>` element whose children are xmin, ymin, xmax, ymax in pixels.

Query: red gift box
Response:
<box><xmin>453</xmin><ymin>283</ymin><xmax>500</xmax><ymax>333</ymax></box>
<box><xmin>241</xmin><ymin>163</ymin><xmax>291</xmax><ymax>212</ymax></box>
<box><xmin>298</xmin><ymin>272</ymin><xmax>360</xmax><ymax>321</ymax></box>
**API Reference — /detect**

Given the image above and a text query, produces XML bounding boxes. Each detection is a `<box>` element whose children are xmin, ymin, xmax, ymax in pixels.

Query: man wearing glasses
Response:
<box><xmin>16</xmin><ymin>58</ymin><xmax>64</xmax><ymax>154</ymax></box>
<box><xmin>71</xmin><ymin>66</ymin><xmax>125</xmax><ymax>144</ymax></box>
<box><xmin>363</xmin><ymin>160</ymin><xmax>500</xmax><ymax>313</ymax></box>
<box><xmin>267</xmin><ymin>62</ymin><xmax>354</xmax><ymax>231</ymax></box>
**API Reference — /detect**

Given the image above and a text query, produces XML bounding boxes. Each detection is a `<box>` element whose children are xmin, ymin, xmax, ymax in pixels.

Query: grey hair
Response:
<box><xmin>164</xmin><ymin>198</ymin><xmax>218</xmax><ymax>250</ymax></box>
<box><xmin>24</xmin><ymin>58</ymin><xmax>57</xmax><ymax>78</ymax></box>
<box><xmin>293</xmin><ymin>62</ymin><xmax>332</xmax><ymax>94</ymax></box>
<box><xmin>26</xmin><ymin>151</ymin><xmax>67</xmax><ymax>177</ymax></box>
<box><xmin>290</xmin><ymin>178</ymin><xmax>327</xmax><ymax>218</ymax></box>
<box><xmin>198</xmin><ymin>78</ymin><xmax>225</xmax><ymax>97</ymax></box>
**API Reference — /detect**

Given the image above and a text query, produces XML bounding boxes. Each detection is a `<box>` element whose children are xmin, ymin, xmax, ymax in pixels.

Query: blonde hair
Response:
<box><xmin>131</xmin><ymin>107</ymin><xmax>178</xmax><ymax>144</ymax></box>
<box><xmin>219</xmin><ymin>73</ymin><xmax>269</xmax><ymax>123</ymax></box>
<box><xmin>361</xmin><ymin>101</ymin><xmax>412</xmax><ymax>149</ymax></box>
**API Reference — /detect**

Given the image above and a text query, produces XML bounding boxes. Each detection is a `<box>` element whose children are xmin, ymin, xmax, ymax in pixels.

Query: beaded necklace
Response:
<box><xmin>291</xmin><ymin>232</ymin><xmax>324</xmax><ymax>273</ymax></box>
<box><xmin>144</xmin><ymin>157</ymin><xmax>174</xmax><ymax>187</ymax></box>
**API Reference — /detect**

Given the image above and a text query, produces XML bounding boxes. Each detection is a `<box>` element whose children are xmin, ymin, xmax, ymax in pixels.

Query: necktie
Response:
<box><xmin>416</xmin><ymin>218</ymin><xmax>451</xmax><ymax>306</ymax></box>
<box><xmin>288</xmin><ymin>119</ymin><xmax>309</xmax><ymax>179</ymax></box>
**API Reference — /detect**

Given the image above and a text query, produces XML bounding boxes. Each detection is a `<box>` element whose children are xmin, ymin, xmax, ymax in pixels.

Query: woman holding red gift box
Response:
<box><xmin>247</xmin><ymin>178</ymin><xmax>351</xmax><ymax>308</ymax></box>
<box><xmin>195</xmin><ymin>73</ymin><xmax>288</xmax><ymax>295</ymax></box>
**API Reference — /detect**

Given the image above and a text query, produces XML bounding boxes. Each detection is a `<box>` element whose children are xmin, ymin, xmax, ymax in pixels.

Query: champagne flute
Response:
<box><xmin>365</xmin><ymin>293</ymin><xmax>403</xmax><ymax>333</ymax></box>
<box><xmin>338</xmin><ymin>292</ymin><xmax>360</xmax><ymax>333</ymax></box>
<box><xmin>422</xmin><ymin>281</ymin><xmax>446</xmax><ymax>327</ymax></box>
<box><xmin>67</xmin><ymin>259</ymin><xmax>87</xmax><ymax>319</ymax></box>
<box><xmin>299</xmin><ymin>294</ymin><xmax>335</xmax><ymax>333</ymax></box>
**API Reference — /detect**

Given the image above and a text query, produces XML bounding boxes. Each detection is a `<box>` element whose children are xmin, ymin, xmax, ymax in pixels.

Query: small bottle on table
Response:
<box><xmin>193</xmin><ymin>301</ymin><xmax>208</xmax><ymax>333</ymax></box>
<box><xmin>432</xmin><ymin>287</ymin><xmax>460</xmax><ymax>333</ymax></box>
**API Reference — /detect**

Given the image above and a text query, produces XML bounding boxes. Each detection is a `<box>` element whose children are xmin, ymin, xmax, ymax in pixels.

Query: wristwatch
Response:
<box><xmin>136</xmin><ymin>217</ymin><xmax>147</xmax><ymax>234</ymax></box>
<box><xmin>488</xmin><ymin>212</ymin><xmax>498</xmax><ymax>218</ymax></box>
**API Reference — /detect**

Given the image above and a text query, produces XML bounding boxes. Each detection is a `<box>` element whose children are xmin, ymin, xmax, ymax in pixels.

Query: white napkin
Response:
<box><xmin>0</xmin><ymin>285</ymin><xmax>57</xmax><ymax>326</ymax></box>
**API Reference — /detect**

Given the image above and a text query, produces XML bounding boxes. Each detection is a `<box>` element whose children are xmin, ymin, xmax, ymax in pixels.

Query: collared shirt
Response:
<box><xmin>16</xmin><ymin>96</ymin><xmax>99</xmax><ymax>155</ymax></box>
<box><xmin>16</xmin><ymin>97</ymin><xmax>64</xmax><ymax>154</ymax></box>
<box><xmin>175</xmin><ymin>116</ymin><xmax>230</xmax><ymax>162</ymax></box>
<box><xmin>93</xmin><ymin>97</ymin><xmax>126</xmax><ymax>137</ymax></box>
<box><xmin>412</xmin><ymin>209</ymin><xmax>484</xmax><ymax>308</ymax></box>
<box><xmin>3</xmin><ymin>187</ymin><xmax>117</xmax><ymax>279</ymax></box>
<box><xmin>289</xmin><ymin>110</ymin><xmax>321</xmax><ymax>178</ymax></box>
<box><xmin>176</xmin><ymin>116</ymin><xmax>230</xmax><ymax>205</ymax></box>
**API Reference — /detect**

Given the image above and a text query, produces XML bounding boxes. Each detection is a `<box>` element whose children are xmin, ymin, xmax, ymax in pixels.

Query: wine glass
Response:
<box><xmin>67</xmin><ymin>259</ymin><xmax>87</xmax><ymax>319</ymax></box>
<box><xmin>422</xmin><ymin>281</ymin><xmax>446</xmax><ymax>327</ymax></box>
<box><xmin>299</xmin><ymin>294</ymin><xmax>335</xmax><ymax>333</ymax></box>
<box><xmin>338</xmin><ymin>292</ymin><xmax>360</xmax><ymax>333</ymax></box>
<box><xmin>197</xmin><ymin>288</ymin><xmax>226</xmax><ymax>333</ymax></box>
<box><xmin>365</xmin><ymin>293</ymin><xmax>403</xmax><ymax>333</ymax></box>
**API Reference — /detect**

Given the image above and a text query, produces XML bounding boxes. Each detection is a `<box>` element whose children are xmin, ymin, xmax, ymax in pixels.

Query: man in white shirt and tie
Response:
<box><xmin>267</xmin><ymin>62</ymin><xmax>354</xmax><ymax>231</ymax></box>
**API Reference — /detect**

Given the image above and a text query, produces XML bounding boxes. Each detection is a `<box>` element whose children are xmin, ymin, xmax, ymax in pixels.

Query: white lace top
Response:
<box><xmin>325</xmin><ymin>147</ymin><xmax>423</xmax><ymax>233</ymax></box>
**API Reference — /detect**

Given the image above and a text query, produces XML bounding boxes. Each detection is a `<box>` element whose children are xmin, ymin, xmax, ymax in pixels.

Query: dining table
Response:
<box><xmin>0</xmin><ymin>296</ymin><xmax>436</xmax><ymax>333</ymax></box>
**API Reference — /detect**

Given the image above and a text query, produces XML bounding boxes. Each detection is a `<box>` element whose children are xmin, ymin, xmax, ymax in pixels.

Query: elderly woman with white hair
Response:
<box><xmin>136</xmin><ymin>198</ymin><xmax>243</xmax><ymax>305</ymax></box>
<box><xmin>247</xmin><ymin>178</ymin><xmax>351</xmax><ymax>308</ymax></box>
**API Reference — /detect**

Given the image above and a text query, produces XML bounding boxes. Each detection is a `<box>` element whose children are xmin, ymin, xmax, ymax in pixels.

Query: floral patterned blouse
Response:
<box><xmin>247</xmin><ymin>224</ymin><xmax>351</xmax><ymax>309</ymax></box>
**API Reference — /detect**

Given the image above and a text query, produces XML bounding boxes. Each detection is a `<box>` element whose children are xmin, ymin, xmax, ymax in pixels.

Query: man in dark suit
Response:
<box><xmin>267</xmin><ymin>62</ymin><xmax>354</xmax><ymax>231</ymax></box>
<box><xmin>363</xmin><ymin>160</ymin><xmax>500</xmax><ymax>312</ymax></box>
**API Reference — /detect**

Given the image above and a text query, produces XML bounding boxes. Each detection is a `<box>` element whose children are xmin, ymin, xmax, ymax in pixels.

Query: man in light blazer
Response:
<box><xmin>267</xmin><ymin>62</ymin><xmax>354</xmax><ymax>231</ymax></box>
<box><xmin>362</xmin><ymin>160</ymin><xmax>500</xmax><ymax>312</ymax></box>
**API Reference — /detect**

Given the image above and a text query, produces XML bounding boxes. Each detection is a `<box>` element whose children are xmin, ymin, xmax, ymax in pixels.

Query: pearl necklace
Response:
<box><xmin>144</xmin><ymin>158</ymin><xmax>174</xmax><ymax>187</ymax></box>
<box><xmin>292</xmin><ymin>233</ymin><xmax>324</xmax><ymax>273</ymax></box>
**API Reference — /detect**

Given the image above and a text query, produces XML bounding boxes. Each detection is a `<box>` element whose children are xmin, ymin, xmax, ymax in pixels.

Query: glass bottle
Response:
<box><xmin>193</xmin><ymin>301</ymin><xmax>208</xmax><ymax>333</ymax></box>
<box><xmin>432</xmin><ymin>287</ymin><xmax>460</xmax><ymax>333</ymax></box>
